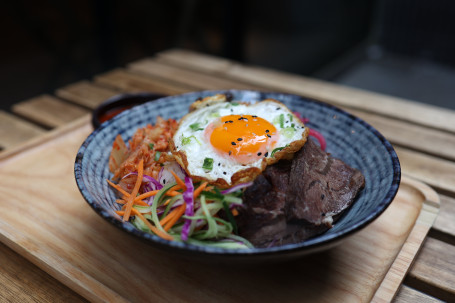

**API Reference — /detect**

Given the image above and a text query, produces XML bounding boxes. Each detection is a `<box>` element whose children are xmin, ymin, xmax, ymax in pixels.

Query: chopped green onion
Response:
<box><xmin>181</xmin><ymin>135</ymin><xmax>201</xmax><ymax>146</ymax></box>
<box><xmin>280</xmin><ymin>127</ymin><xmax>296</xmax><ymax>138</ymax></box>
<box><xmin>148</xmin><ymin>143</ymin><xmax>154</xmax><ymax>150</ymax></box>
<box><xmin>279</xmin><ymin>114</ymin><xmax>284</xmax><ymax>128</ymax></box>
<box><xmin>271</xmin><ymin>145</ymin><xmax>287</xmax><ymax>157</ymax></box>
<box><xmin>154</xmin><ymin>151</ymin><xmax>161</xmax><ymax>161</ymax></box>
<box><xmin>209</xmin><ymin>112</ymin><xmax>220</xmax><ymax>118</ymax></box>
<box><xmin>287</xmin><ymin>113</ymin><xmax>293</xmax><ymax>122</ymax></box>
<box><xmin>231</xmin><ymin>102</ymin><xmax>239</xmax><ymax>106</ymax></box>
<box><xmin>202</xmin><ymin>157</ymin><xmax>214</xmax><ymax>171</ymax></box>
<box><xmin>189</xmin><ymin>123</ymin><xmax>204</xmax><ymax>131</ymax></box>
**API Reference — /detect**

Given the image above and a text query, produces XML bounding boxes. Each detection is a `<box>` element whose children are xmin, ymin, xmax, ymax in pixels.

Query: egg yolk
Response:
<box><xmin>208</xmin><ymin>115</ymin><xmax>278</xmax><ymax>164</ymax></box>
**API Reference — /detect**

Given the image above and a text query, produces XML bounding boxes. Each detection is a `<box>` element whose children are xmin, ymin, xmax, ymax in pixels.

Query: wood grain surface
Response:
<box><xmin>12</xmin><ymin>94</ymin><xmax>89</xmax><ymax>128</ymax></box>
<box><xmin>1</xmin><ymin>49</ymin><xmax>454</xmax><ymax>302</ymax></box>
<box><xmin>155</xmin><ymin>49</ymin><xmax>455</xmax><ymax>133</ymax></box>
<box><xmin>0</xmin><ymin>110</ymin><xmax>45</xmax><ymax>150</ymax></box>
<box><xmin>0</xmin><ymin>118</ymin><xmax>439</xmax><ymax>302</ymax></box>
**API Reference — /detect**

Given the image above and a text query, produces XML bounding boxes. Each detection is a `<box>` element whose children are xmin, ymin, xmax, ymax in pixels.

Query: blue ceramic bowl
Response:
<box><xmin>75</xmin><ymin>90</ymin><xmax>400</xmax><ymax>262</ymax></box>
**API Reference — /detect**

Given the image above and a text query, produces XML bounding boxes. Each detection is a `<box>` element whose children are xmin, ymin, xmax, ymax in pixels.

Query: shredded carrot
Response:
<box><xmin>107</xmin><ymin>179</ymin><xmax>148</xmax><ymax>205</ymax></box>
<box><xmin>116</xmin><ymin>199</ymin><xmax>148</xmax><ymax>207</ymax></box>
<box><xmin>159</xmin><ymin>203</ymin><xmax>183</xmax><ymax>226</ymax></box>
<box><xmin>135</xmin><ymin>190</ymin><xmax>159</xmax><ymax>201</ymax></box>
<box><xmin>193</xmin><ymin>181</ymin><xmax>208</xmax><ymax>198</ymax></box>
<box><xmin>166</xmin><ymin>190</ymin><xmax>182</xmax><ymax>197</ymax></box>
<box><xmin>116</xmin><ymin>209</ymin><xmax>173</xmax><ymax>241</ymax></box>
<box><xmin>123</xmin><ymin>160</ymin><xmax>144</xmax><ymax>222</ymax></box>
<box><xmin>167</xmin><ymin>184</ymin><xmax>182</xmax><ymax>192</ymax></box>
<box><xmin>170</xmin><ymin>170</ymin><xmax>186</xmax><ymax>191</ymax></box>
<box><xmin>163</xmin><ymin>198</ymin><xmax>171</xmax><ymax>206</ymax></box>
<box><xmin>163</xmin><ymin>203</ymin><xmax>186</xmax><ymax>231</ymax></box>
<box><xmin>107</xmin><ymin>179</ymin><xmax>130</xmax><ymax>197</ymax></box>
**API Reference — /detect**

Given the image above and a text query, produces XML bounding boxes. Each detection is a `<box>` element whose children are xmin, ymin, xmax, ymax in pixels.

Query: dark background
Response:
<box><xmin>1</xmin><ymin>0</ymin><xmax>455</xmax><ymax>111</ymax></box>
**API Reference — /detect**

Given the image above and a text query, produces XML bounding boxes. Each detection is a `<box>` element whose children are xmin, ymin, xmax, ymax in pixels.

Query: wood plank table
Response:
<box><xmin>0</xmin><ymin>49</ymin><xmax>454</xmax><ymax>302</ymax></box>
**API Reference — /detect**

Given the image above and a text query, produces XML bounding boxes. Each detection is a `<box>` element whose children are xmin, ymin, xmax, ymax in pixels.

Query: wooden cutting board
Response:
<box><xmin>0</xmin><ymin>116</ymin><xmax>440</xmax><ymax>303</ymax></box>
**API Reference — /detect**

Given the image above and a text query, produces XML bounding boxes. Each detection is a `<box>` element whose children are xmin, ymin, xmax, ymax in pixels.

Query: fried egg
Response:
<box><xmin>171</xmin><ymin>94</ymin><xmax>309</xmax><ymax>188</ymax></box>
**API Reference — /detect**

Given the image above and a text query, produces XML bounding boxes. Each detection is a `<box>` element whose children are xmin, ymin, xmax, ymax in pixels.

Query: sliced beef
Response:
<box><xmin>237</xmin><ymin>139</ymin><xmax>365</xmax><ymax>248</ymax></box>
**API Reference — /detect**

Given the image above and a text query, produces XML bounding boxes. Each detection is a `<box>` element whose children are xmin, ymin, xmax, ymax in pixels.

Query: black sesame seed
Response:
<box><xmin>257</xmin><ymin>152</ymin><xmax>262</xmax><ymax>156</ymax></box>
<box><xmin>264</xmin><ymin>152</ymin><xmax>268</xmax><ymax>157</ymax></box>
<box><xmin>286</xmin><ymin>121</ymin><xmax>289</xmax><ymax>123</ymax></box>
<box><xmin>321</xmin><ymin>212</ymin><xmax>326</xmax><ymax>216</ymax></box>
<box><xmin>237</xmin><ymin>138</ymin><xmax>243</xmax><ymax>141</ymax></box>
<box><xmin>224</xmin><ymin>121</ymin><xmax>229</xmax><ymax>124</ymax></box>
<box><xmin>231</xmin><ymin>142</ymin><xmax>236</xmax><ymax>145</ymax></box>
<box><xmin>321</xmin><ymin>194</ymin><xmax>325</xmax><ymax>200</ymax></box>
<box><xmin>267</xmin><ymin>134</ymin><xmax>271</xmax><ymax>138</ymax></box>
<box><xmin>231</xmin><ymin>109</ymin><xmax>233</xmax><ymax>112</ymax></box>
<box><xmin>218</xmin><ymin>163</ymin><xmax>221</xmax><ymax>166</ymax></box>
<box><xmin>163</xmin><ymin>179</ymin><xmax>166</xmax><ymax>184</ymax></box>
<box><xmin>265</xmin><ymin>130</ymin><xmax>269</xmax><ymax>133</ymax></box>
<box><xmin>223</xmin><ymin>172</ymin><xmax>227</xmax><ymax>175</ymax></box>
<box><xmin>276</xmin><ymin>107</ymin><xmax>281</xmax><ymax>110</ymax></box>
<box><xmin>229</xmin><ymin>151</ymin><xmax>232</xmax><ymax>155</ymax></box>
<box><xmin>252</xmin><ymin>115</ymin><xmax>257</xmax><ymax>118</ymax></box>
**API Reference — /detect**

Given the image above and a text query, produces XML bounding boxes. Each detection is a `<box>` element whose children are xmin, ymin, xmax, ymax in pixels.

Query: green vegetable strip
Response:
<box><xmin>279</xmin><ymin>113</ymin><xmax>284</xmax><ymax>128</ymax></box>
<box><xmin>200</xmin><ymin>195</ymin><xmax>217</xmax><ymax>239</ymax></box>
<box><xmin>271</xmin><ymin>146</ymin><xmax>285</xmax><ymax>157</ymax></box>
<box><xmin>223</xmin><ymin>195</ymin><xmax>243</xmax><ymax>204</ymax></box>
<box><xmin>160</xmin><ymin>195</ymin><xmax>183</xmax><ymax>219</ymax></box>
<box><xmin>154</xmin><ymin>151</ymin><xmax>161</xmax><ymax>161</ymax></box>
<box><xmin>222</xmin><ymin>201</ymin><xmax>238</xmax><ymax>234</ymax></box>
<box><xmin>132</xmin><ymin>205</ymin><xmax>153</xmax><ymax>213</ymax></box>
<box><xmin>226</xmin><ymin>234</ymin><xmax>254</xmax><ymax>248</ymax></box>
<box><xmin>189</xmin><ymin>123</ymin><xmax>204</xmax><ymax>131</ymax></box>
<box><xmin>150</xmin><ymin>182</ymin><xmax>177</xmax><ymax>233</ymax></box>
<box><xmin>132</xmin><ymin>216</ymin><xmax>150</xmax><ymax>232</ymax></box>
<box><xmin>202</xmin><ymin>158</ymin><xmax>213</xmax><ymax>171</ymax></box>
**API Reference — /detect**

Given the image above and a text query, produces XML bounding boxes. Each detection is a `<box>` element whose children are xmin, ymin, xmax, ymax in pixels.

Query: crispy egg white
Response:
<box><xmin>171</xmin><ymin>95</ymin><xmax>309</xmax><ymax>187</ymax></box>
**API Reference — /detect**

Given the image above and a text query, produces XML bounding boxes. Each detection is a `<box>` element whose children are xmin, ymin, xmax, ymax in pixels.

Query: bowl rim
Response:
<box><xmin>75</xmin><ymin>89</ymin><xmax>401</xmax><ymax>257</ymax></box>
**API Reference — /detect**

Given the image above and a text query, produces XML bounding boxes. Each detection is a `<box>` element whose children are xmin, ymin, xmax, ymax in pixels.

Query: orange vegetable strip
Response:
<box><xmin>170</xmin><ymin>170</ymin><xmax>186</xmax><ymax>191</ymax></box>
<box><xmin>130</xmin><ymin>208</ymin><xmax>173</xmax><ymax>240</ymax></box>
<box><xmin>166</xmin><ymin>190</ymin><xmax>182</xmax><ymax>197</ymax></box>
<box><xmin>135</xmin><ymin>190</ymin><xmax>159</xmax><ymax>201</ymax></box>
<box><xmin>163</xmin><ymin>203</ymin><xmax>187</xmax><ymax>231</ymax></box>
<box><xmin>116</xmin><ymin>209</ymin><xmax>173</xmax><ymax>241</ymax></box>
<box><xmin>116</xmin><ymin>199</ymin><xmax>148</xmax><ymax>206</ymax></box>
<box><xmin>107</xmin><ymin>179</ymin><xmax>130</xmax><ymax>196</ymax></box>
<box><xmin>123</xmin><ymin>160</ymin><xmax>144</xmax><ymax>222</ymax></box>
<box><xmin>159</xmin><ymin>206</ymin><xmax>179</xmax><ymax>226</ymax></box>
<box><xmin>232</xmin><ymin>208</ymin><xmax>239</xmax><ymax>216</ymax></box>
<box><xmin>163</xmin><ymin>198</ymin><xmax>171</xmax><ymax>206</ymax></box>
<box><xmin>107</xmin><ymin>179</ymin><xmax>148</xmax><ymax>205</ymax></box>
<box><xmin>193</xmin><ymin>182</ymin><xmax>208</xmax><ymax>198</ymax></box>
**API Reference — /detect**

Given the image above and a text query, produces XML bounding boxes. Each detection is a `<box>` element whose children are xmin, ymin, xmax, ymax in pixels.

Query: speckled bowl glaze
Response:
<box><xmin>75</xmin><ymin>90</ymin><xmax>401</xmax><ymax>262</ymax></box>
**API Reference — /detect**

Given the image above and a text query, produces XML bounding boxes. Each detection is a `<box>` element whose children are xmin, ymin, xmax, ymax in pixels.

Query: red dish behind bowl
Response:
<box><xmin>92</xmin><ymin>92</ymin><xmax>167</xmax><ymax>129</ymax></box>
